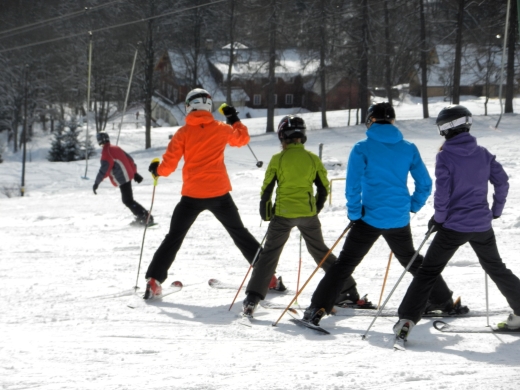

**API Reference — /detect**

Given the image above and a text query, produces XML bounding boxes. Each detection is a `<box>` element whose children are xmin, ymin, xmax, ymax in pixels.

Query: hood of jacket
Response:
<box><xmin>186</xmin><ymin>110</ymin><xmax>215</xmax><ymax>126</ymax></box>
<box><xmin>441</xmin><ymin>132</ymin><xmax>478</xmax><ymax>156</ymax></box>
<box><xmin>366</xmin><ymin>123</ymin><xmax>403</xmax><ymax>144</ymax></box>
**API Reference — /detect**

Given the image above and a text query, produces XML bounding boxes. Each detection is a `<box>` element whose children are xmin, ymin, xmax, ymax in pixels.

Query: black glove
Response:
<box><xmin>220</xmin><ymin>104</ymin><xmax>240</xmax><ymax>125</ymax></box>
<box><xmin>427</xmin><ymin>215</ymin><xmax>443</xmax><ymax>234</ymax></box>
<box><xmin>134</xmin><ymin>172</ymin><xmax>143</xmax><ymax>183</ymax></box>
<box><xmin>493</xmin><ymin>215</ymin><xmax>500</xmax><ymax>219</ymax></box>
<box><xmin>260</xmin><ymin>200</ymin><xmax>273</xmax><ymax>221</ymax></box>
<box><xmin>148</xmin><ymin>161</ymin><xmax>159</xmax><ymax>179</ymax></box>
<box><xmin>93</xmin><ymin>183</ymin><xmax>98</xmax><ymax>195</ymax></box>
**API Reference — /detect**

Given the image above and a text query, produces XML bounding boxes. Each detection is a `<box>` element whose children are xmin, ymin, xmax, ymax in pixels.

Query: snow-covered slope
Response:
<box><xmin>1</xmin><ymin>96</ymin><xmax>520</xmax><ymax>390</ymax></box>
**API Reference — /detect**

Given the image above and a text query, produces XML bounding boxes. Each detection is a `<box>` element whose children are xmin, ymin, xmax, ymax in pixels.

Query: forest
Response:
<box><xmin>0</xmin><ymin>0</ymin><xmax>516</xmax><ymax>154</ymax></box>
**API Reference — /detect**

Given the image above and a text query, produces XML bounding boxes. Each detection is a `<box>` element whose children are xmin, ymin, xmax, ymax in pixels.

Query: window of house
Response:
<box><xmin>254</xmin><ymin>94</ymin><xmax>262</xmax><ymax>106</ymax></box>
<box><xmin>285</xmin><ymin>94</ymin><xmax>294</xmax><ymax>105</ymax></box>
<box><xmin>274</xmin><ymin>94</ymin><xmax>278</xmax><ymax>105</ymax></box>
<box><xmin>173</xmin><ymin>88</ymin><xmax>179</xmax><ymax>102</ymax></box>
<box><xmin>301</xmin><ymin>95</ymin><xmax>305</xmax><ymax>107</ymax></box>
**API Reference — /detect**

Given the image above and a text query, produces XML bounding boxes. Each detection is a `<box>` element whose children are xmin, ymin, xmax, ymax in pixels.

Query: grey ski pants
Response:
<box><xmin>246</xmin><ymin>215</ymin><xmax>356</xmax><ymax>300</ymax></box>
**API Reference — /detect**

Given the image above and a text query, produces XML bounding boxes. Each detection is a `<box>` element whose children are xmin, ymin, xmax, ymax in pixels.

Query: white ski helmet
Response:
<box><xmin>185</xmin><ymin>88</ymin><xmax>212</xmax><ymax>114</ymax></box>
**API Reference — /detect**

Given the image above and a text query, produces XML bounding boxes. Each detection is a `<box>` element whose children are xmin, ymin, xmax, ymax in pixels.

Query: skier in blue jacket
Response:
<box><xmin>394</xmin><ymin>105</ymin><xmax>520</xmax><ymax>341</ymax></box>
<box><xmin>302</xmin><ymin>102</ymin><xmax>466</xmax><ymax>326</ymax></box>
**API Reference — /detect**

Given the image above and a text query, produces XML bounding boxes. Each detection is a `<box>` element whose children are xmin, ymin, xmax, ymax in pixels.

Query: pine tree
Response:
<box><xmin>47</xmin><ymin>121</ymin><xmax>66</xmax><ymax>162</ymax></box>
<box><xmin>62</xmin><ymin>119</ymin><xmax>82</xmax><ymax>161</ymax></box>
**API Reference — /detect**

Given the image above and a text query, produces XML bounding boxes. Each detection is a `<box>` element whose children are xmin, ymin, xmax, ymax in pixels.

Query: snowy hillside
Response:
<box><xmin>1</xmin><ymin>96</ymin><xmax>520</xmax><ymax>390</ymax></box>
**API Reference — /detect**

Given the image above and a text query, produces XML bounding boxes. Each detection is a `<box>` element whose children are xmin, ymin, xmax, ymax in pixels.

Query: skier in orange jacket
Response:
<box><xmin>143</xmin><ymin>88</ymin><xmax>282</xmax><ymax>299</ymax></box>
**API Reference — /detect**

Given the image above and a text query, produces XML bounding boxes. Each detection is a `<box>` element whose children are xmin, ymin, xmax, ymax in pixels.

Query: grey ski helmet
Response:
<box><xmin>277</xmin><ymin>115</ymin><xmax>307</xmax><ymax>144</ymax></box>
<box><xmin>435</xmin><ymin>105</ymin><xmax>472</xmax><ymax>137</ymax></box>
<box><xmin>96</xmin><ymin>132</ymin><xmax>110</xmax><ymax>145</ymax></box>
<box><xmin>365</xmin><ymin>102</ymin><xmax>395</xmax><ymax>128</ymax></box>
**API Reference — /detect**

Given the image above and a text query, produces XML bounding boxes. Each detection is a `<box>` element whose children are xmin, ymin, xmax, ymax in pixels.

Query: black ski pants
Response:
<box><xmin>145</xmin><ymin>193</ymin><xmax>260</xmax><ymax>283</ymax></box>
<box><xmin>311</xmin><ymin>220</ymin><xmax>453</xmax><ymax>314</ymax></box>
<box><xmin>245</xmin><ymin>215</ymin><xmax>357</xmax><ymax>300</ymax></box>
<box><xmin>120</xmin><ymin>181</ymin><xmax>148</xmax><ymax>219</ymax></box>
<box><xmin>398</xmin><ymin>227</ymin><xmax>520</xmax><ymax>324</ymax></box>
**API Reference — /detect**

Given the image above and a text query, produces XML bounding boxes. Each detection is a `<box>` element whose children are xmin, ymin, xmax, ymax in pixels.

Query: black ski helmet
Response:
<box><xmin>277</xmin><ymin>115</ymin><xmax>307</xmax><ymax>144</ymax></box>
<box><xmin>365</xmin><ymin>102</ymin><xmax>395</xmax><ymax>128</ymax></box>
<box><xmin>97</xmin><ymin>132</ymin><xmax>110</xmax><ymax>145</ymax></box>
<box><xmin>435</xmin><ymin>105</ymin><xmax>472</xmax><ymax>137</ymax></box>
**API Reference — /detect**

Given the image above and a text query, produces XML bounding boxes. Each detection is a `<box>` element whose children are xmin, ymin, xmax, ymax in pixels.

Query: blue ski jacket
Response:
<box><xmin>346</xmin><ymin>123</ymin><xmax>432</xmax><ymax>229</ymax></box>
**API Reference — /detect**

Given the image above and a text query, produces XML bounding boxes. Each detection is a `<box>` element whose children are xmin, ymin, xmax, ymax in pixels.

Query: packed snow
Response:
<box><xmin>1</xmin><ymin>96</ymin><xmax>520</xmax><ymax>390</ymax></box>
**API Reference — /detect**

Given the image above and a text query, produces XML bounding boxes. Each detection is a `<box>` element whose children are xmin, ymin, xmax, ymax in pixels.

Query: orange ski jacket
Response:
<box><xmin>157</xmin><ymin>111</ymin><xmax>250</xmax><ymax>198</ymax></box>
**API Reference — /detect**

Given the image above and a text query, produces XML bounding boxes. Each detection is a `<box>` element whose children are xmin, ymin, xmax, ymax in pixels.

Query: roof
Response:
<box><xmin>426</xmin><ymin>44</ymin><xmax>512</xmax><ymax>86</ymax></box>
<box><xmin>207</xmin><ymin>48</ymin><xmax>320</xmax><ymax>82</ymax></box>
<box><xmin>164</xmin><ymin>50</ymin><xmax>249</xmax><ymax>103</ymax></box>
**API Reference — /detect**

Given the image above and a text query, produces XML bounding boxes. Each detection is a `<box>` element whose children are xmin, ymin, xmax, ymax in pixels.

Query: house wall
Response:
<box><xmin>242</xmin><ymin>76</ymin><xmax>306</xmax><ymax>109</ymax></box>
<box><xmin>306</xmin><ymin>79</ymin><xmax>362</xmax><ymax>112</ymax></box>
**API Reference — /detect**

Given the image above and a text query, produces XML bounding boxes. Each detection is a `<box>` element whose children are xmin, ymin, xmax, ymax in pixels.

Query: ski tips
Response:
<box><xmin>171</xmin><ymin>281</ymin><xmax>183</xmax><ymax>287</ymax></box>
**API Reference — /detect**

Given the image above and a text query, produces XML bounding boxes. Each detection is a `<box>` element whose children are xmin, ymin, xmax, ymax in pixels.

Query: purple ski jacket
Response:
<box><xmin>433</xmin><ymin>132</ymin><xmax>509</xmax><ymax>232</ymax></box>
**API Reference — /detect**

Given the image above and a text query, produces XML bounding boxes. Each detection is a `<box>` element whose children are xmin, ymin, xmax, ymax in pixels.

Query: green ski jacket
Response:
<box><xmin>260</xmin><ymin>143</ymin><xmax>330</xmax><ymax>220</ymax></box>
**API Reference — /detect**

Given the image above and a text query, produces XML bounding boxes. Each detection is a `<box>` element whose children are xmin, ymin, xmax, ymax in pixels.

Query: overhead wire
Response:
<box><xmin>0</xmin><ymin>0</ymin><xmax>229</xmax><ymax>54</ymax></box>
<box><xmin>0</xmin><ymin>0</ymin><xmax>125</xmax><ymax>40</ymax></box>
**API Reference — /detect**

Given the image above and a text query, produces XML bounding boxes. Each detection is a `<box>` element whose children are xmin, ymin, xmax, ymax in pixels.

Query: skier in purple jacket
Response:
<box><xmin>395</xmin><ymin>105</ymin><xmax>520</xmax><ymax>342</ymax></box>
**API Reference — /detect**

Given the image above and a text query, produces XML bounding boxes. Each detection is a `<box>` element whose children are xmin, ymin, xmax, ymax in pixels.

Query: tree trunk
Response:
<box><xmin>319</xmin><ymin>0</ymin><xmax>328</xmax><ymax>128</ymax></box>
<box><xmin>143</xmin><ymin>2</ymin><xmax>155</xmax><ymax>149</ymax></box>
<box><xmin>226</xmin><ymin>0</ymin><xmax>236</xmax><ymax>105</ymax></box>
<box><xmin>359</xmin><ymin>0</ymin><xmax>369</xmax><ymax>121</ymax></box>
<box><xmin>384</xmin><ymin>0</ymin><xmax>393</xmax><ymax>106</ymax></box>
<box><xmin>505</xmin><ymin>0</ymin><xmax>517</xmax><ymax>113</ymax></box>
<box><xmin>452</xmin><ymin>0</ymin><xmax>465</xmax><ymax>105</ymax></box>
<box><xmin>419</xmin><ymin>0</ymin><xmax>429</xmax><ymax>118</ymax></box>
<box><xmin>266</xmin><ymin>0</ymin><xmax>277</xmax><ymax>133</ymax></box>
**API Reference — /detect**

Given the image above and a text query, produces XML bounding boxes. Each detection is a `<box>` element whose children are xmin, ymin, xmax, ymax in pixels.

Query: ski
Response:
<box><xmin>259</xmin><ymin>300</ymin><xmax>300</xmax><ymax>314</ymax></box>
<box><xmin>433</xmin><ymin>320</ymin><xmax>520</xmax><ymax>334</ymax></box>
<box><xmin>287</xmin><ymin>311</ymin><xmax>330</xmax><ymax>335</ymax></box>
<box><xmin>127</xmin><ymin>281</ymin><xmax>183</xmax><ymax>309</ymax></box>
<box><xmin>237</xmin><ymin>313</ymin><xmax>254</xmax><ymax>328</ymax></box>
<box><xmin>129</xmin><ymin>221</ymin><xmax>159</xmax><ymax>228</ymax></box>
<box><xmin>335</xmin><ymin>294</ymin><xmax>376</xmax><ymax>310</ymax></box>
<box><xmin>393</xmin><ymin>336</ymin><xmax>406</xmax><ymax>351</ymax></box>
<box><xmin>208</xmin><ymin>278</ymin><xmax>292</xmax><ymax>294</ymax></box>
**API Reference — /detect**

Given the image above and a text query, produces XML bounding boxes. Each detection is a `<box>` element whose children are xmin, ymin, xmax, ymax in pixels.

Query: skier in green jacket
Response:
<box><xmin>242</xmin><ymin>115</ymin><xmax>360</xmax><ymax>316</ymax></box>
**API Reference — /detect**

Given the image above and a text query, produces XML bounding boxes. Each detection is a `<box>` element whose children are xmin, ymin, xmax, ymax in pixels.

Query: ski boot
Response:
<box><xmin>393</xmin><ymin>319</ymin><xmax>415</xmax><ymax>350</ymax></box>
<box><xmin>302</xmin><ymin>307</ymin><xmax>326</xmax><ymax>326</ymax></box>
<box><xmin>143</xmin><ymin>278</ymin><xmax>162</xmax><ymax>300</ymax></box>
<box><xmin>502</xmin><ymin>313</ymin><xmax>520</xmax><ymax>330</ymax></box>
<box><xmin>243</xmin><ymin>293</ymin><xmax>261</xmax><ymax>318</ymax></box>
<box><xmin>268</xmin><ymin>275</ymin><xmax>287</xmax><ymax>292</ymax></box>
<box><xmin>424</xmin><ymin>296</ymin><xmax>469</xmax><ymax>315</ymax></box>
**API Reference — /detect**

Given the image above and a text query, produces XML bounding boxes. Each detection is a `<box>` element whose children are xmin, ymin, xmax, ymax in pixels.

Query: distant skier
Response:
<box><xmin>242</xmin><ymin>115</ymin><xmax>362</xmax><ymax>317</ymax></box>
<box><xmin>143</xmin><ymin>88</ymin><xmax>282</xmax><ymax>299</ymax></box>
<box><xmin>302</xmin><ymin>102</ymin><xmax>466</xmax><ymax>327</ymax></box>
<box><xmin>92</xmin><ymin>131</ymin><xmax>152</xmax><ymax>226</ymax></box>
<box><xmin>395</xmin><ymin>105</ymin><xmax>520</xmax><ymax>341</ymax></box>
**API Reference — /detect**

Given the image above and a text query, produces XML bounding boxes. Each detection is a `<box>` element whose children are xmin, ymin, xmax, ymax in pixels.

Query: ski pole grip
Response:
<box><xmin>218</xmin><ymin>103</ymin><xmax>228</xmax><ymax>116</ymax></box>
<box><xmin>150</xmin><ymin>157</ymin><xmax>160</xmax><ymax>185</ymax></box>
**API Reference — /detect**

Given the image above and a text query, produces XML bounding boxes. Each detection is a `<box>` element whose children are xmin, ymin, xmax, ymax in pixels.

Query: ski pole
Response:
<box><xmin>361</xmin><ymin>226</ymin><xmax>435</xmax><ymax>340</ymax></box>
<box><xmin>377</xmin><ymin>251</ymin><xmax>393</xmax><ymax>309</ymax></box>
<box><xmin>485</xmin><ymin>273</ymin><xmax>490</xmax><ymax>327</ymax></box>
<box><xmin>134</xmin><ymin>158</ymin><xmax>160</xmax><ymax>291</ymax></box>
<box><xmin>247</xmin><ymin>144</ymin><xmax>264</xmax><ymax>168</ymax></box>
<box><xmin>295</xmin><ymin>233</ymin><xmax>302</xmax><ymax>305</ymax></box>
<box><xmin>228</xmin><ymin>228</ymin><xmax>269</xmax><ymax>311</ymax></box>
<box><xmin>272</xmin><ymin>221</ymin><xmax>354</xmax><ymax>327</ymax></box>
